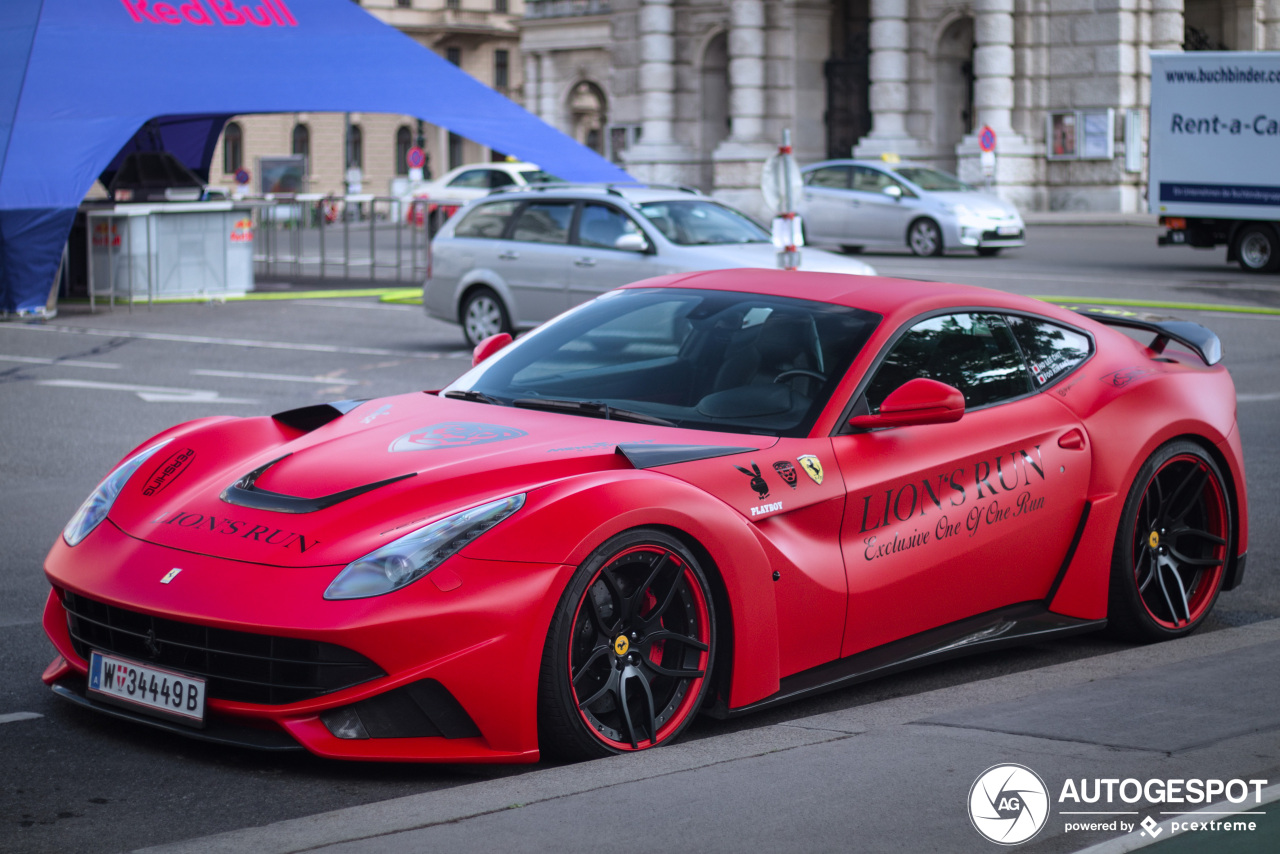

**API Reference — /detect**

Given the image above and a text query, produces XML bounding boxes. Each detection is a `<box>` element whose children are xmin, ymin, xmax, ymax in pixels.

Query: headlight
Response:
<box><xmin>63</xmin><ymin>439</ymin><xmax>172</xmax><ymax>547</ymax></box>
<box><xmin>324</xmin><ymin>494</ymin><xmax>525</xmax><ymax>600</ymax></box>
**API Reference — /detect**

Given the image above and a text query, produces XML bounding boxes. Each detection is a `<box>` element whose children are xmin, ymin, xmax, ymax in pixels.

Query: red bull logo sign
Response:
<box><xmin>121</xmin><ymin>0</ymin><xmax>298</xmax><ymax>27</ymax></box>
<box><xmin>229</xmin><ymin>218</ymin><xmax>254</xmax><ymax>243</ymax></box>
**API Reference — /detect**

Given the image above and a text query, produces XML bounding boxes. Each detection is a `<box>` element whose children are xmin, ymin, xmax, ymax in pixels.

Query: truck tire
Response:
<box><xmin>1234</xmin><ymin>224</ymin><xmax>1280</xmax><ymax>273</ymax></box>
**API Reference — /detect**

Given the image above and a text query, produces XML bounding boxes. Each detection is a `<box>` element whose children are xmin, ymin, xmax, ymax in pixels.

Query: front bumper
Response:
<box><xmin>955</xmin><ymin>221</ymin><xmax>1026</xmax><ymax>248</ymax></box>
<box><xmin>42</xmin><ymin>521</ymin><xmax>571</xmax><ymax>762</ymax></box>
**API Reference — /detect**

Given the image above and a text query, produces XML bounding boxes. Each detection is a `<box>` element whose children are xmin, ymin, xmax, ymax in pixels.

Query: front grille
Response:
<box><xmin>62</xmin><ymin>590</ymin><xmax>385</xmax><ymax>705</ymax></box>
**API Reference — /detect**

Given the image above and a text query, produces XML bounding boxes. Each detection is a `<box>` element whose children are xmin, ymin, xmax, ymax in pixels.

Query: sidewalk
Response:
<box><xmin>135</xmin><ymin>619</ymin><xmax>1280</xmax><ymax>854</ymax></box>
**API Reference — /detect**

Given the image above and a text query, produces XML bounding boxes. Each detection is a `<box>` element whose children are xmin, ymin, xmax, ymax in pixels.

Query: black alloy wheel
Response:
<box><xmin>1108</xmin><ymin>440</ymin><xmax>1232</xmax><ymax>642</ymax></box>
<box><xmin>538</xmin><ymin>529</ymin><xmax>716</xmax><ymax>759</ymax></box>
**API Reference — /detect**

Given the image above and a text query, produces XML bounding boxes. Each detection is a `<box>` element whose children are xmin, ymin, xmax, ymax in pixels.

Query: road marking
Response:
<box><xmin>1238</xmin><ymin>392</ymin><xmax>1280</xmax><ymax>402</ymax></box>
<box><xmin>0</xmin><ymin>712</ymin><xmax>43</xmax><ymax>725</ymax></box>
<box><xmin>191</xmin><ymin>369</ymin><xmax>360</xmax><ymax>385</ymax></box>
<box><xmin>1032</xmin><ymin>295</ymin><xmax>1280</xmax><ymax>316</ymax></box>
<box><xmin>8</xmin><ymin>323</ymin><xmax>469</xmax><ymax>359</ymax></box>
<box><xmin>0</xmin><ymin>354</ymin><xmax>120</xmax><ymax>369</ymax></box>
<box><xmin>35</xmin><ymin>379</ymin><xmax>258</xmax><ymax>404</ymax></box>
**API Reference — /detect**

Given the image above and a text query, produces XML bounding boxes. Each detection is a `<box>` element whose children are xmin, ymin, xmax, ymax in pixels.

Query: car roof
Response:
<box><xmin>615</xmin><ymin>269</ymin><xmax>1084</xmax><ymax>328</ymax></box>
<box><xmin>801</xmin><ymin>159</ymin><xmax>928</xmax><ymax>173</ymax></box>
<box><xmin>477</xmin><ymin>183</ymin><xmax>707</xmax><ymax>205</ymax></box>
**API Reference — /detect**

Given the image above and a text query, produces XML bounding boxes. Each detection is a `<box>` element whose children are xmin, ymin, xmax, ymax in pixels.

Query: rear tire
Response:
<box><xmin>538</xmin><ymin>529</ymin><xmax>716</xmax><ymax>760</ymax></box>
<box><xmin>1235</xmin><ymin>224</ymin><xmax>1280</xmax><ymax>273</ymax></box>
<box><xmin>907</xmin><ymin>218</ymin><xmax>944</xmax><ymax>257</ymax></box>
<box><xmin>1107</xmin><ymin>441</ymin><xmax>1232</xmax><ymax>642</ymax></box>
<box><xmin>460</xmin><ymin>287</ymin><xmax>511</xmax><ymax>348</ymax></box>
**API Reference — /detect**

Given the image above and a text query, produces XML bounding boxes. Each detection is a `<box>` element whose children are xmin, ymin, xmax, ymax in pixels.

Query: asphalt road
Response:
<box><xmin>2</xmin><ymin>224</ymin><xmax>1277</xmax><ymax>854</ymax></box>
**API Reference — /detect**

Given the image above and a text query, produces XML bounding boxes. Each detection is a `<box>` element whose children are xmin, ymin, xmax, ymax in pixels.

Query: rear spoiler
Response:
<box><xmin>1072</xmin><ymin>309</ymin><xmax>1222</xmax><ymax>366</ymax></box>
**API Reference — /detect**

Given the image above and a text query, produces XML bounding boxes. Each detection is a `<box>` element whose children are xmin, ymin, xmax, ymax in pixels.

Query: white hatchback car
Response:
<box><xmin>423</xmin><ymin>184</ymin><xmax>877</xmax><ymax>346</ymax></box>
<box><xmin>797</xmin><ymin>160</ymin><xmax>1025</xmax><ymax>257</ymax></box>
<box><xmin>405</xmin><ymin>161</ymin><xmax>560</xmax><ymax>213</ymax></box>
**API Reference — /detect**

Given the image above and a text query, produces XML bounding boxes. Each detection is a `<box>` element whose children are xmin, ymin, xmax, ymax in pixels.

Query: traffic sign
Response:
<box><xmin>234</xmin><ymin>168</ymin><xmax>250</xmax><ymax>185</ymax></box>
<box><xmin>979</xmin><ymin>125</ymin><xmax>997</xmax><ymax>153</ymax></box>
<box><xmin>406</xmin><ymin>146</ymin><xmax>425</xmax><ymax>170</ymax></box>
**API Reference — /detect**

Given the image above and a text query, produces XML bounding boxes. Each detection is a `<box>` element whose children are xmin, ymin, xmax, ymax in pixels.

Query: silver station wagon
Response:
<box><xmin>423</xmin><ymin>184</ymin><xmax>877</xmax><ymax>346</ymax></box>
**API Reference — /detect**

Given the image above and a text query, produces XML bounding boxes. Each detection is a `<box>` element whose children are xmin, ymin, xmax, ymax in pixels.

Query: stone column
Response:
<box><xmin>1262</xmin><ymin>0</ymin><xmax>1280</xmax><ymax>49</ymax></box>
<box><xmin>728</xmin><ymin>0</ymin><xmax>766</xmax><ymax>143</ymax></box>
<box><xmin>972</xmin><ymin>0</ymin><xmax>1015</xmax><ymax>135</ymax></box>
<box><xmin>1150</xmin><ymin>0</ymin><xmax>1183</xmax><ymax>51</ymax></box>
<box><xmin>524</xmin><ymin>53</ymin><xmax>540</xmax><ymax>118</ymax></box>
<box><xmin>639</xmin><ymin>0</ymin><xmax>676</xmax><ymax>145</ymax></box>
<box><xmin>539</xmin><ymin>53</ymin><xmax>559</xmax><ymax>131</ymax></box>
<box><xmin>854</xmin><ymin>0</ymin><xmax>926</xmax><ymax>158</ymax></box>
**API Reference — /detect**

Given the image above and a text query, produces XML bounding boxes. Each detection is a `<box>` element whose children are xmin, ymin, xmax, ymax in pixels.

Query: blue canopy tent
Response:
<box><xmin>0</xmin><ymin>0</ymin><xmax>630</xmax><ymax>314</ymax></box>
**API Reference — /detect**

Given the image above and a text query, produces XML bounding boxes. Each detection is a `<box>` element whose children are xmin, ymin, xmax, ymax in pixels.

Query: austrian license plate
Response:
<box><xmin>997</xmin><ymin>225</ymin><xmax>1021</xmax><ymax>236</ymax></box>
<box><xmin>88</xmin><ymin>651</ymin><xmax>206</xmax><ymax>727</ymax></box>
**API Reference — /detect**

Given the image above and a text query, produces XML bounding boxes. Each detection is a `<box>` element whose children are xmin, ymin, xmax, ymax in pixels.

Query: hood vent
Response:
<box><xmin>272</xmin><ymin>399</ymin><xmax>368</xmax><ymax>433</ymax></box>
<box><xmin>616</xmin><ymin>443</ymin><xmax>757</xmax><ymax>469</ymax></box>
<box><xmin>220</xmin><ymin>454</ymin><xmax>415</xmax><ymax>514</ymax></box>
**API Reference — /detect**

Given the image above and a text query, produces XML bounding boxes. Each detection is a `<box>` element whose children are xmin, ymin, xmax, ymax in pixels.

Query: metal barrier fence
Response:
<box><xmin>251</xmin><ymin>195</ymin><xmax>433</xmax><ymax>283</ymax></box>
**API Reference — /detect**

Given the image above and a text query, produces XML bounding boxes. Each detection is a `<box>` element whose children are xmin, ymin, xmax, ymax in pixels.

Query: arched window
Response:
<box><xmin>291</xmin><ymin>123</ymin><xmax>310</xmax><ymax>172</ymax></box>
<box><xmin>395</xmin><ymin>125</ymin><xmax>412</xmax><ymax>176</ymax></box>
<box><xmin>347</xmin><ymin>124</ymin><xmax>363</xmax><ymax>170</ymax></box>
<box><xmin>223</xmin><ymin>121</ymin><xmax>243</xmax><ymax>174</ymax></box>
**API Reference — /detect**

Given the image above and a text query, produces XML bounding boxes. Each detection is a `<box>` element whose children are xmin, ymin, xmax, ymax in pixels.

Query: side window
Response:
<box><xmin>489</xmin><ymin>171</ymin><xmax>517</xmax><ymax>189</ymax></box>
<box><xmin>864</xmin><ymin>313</ymin><xmax>1032</xmax><ymax>411</ymax></box>
<box><xmin>577</xmin><ymin>203</ymin><xmax>643</xmax><ymax>249</ymax></box>
<box><xmin>805</xmin><ymin>166</ymin><xmax>851</xmax><ymax>189</ymax></box>
<box><xmin>452</xmin><ymin>201</ymin><xmax>519</xmax><ymax>238</ymax></box>
<box><xmin>448</xmin><ymin>169</ymin><xmax>490</xmax><ymax>189</ymax></box>
<box><xmin>1006</xmin><ymin>316</ymin><xmax>1093</xmax><ymax>387</ymax></box>
<box><xmin>510</xmin><ymin>201</ymin><xmax>575</xmax><ymax>244</ymax></box>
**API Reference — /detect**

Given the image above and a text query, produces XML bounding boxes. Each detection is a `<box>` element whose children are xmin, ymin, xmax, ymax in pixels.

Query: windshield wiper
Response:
<box><xmin>512</xmin><ymin>398</ymin><xmax>674</xmax><ymax>427</ymax></box>
<box><xmin>443</xmin><ymin>389</ymin><xmax>506</xmax><ymax>406</ymax></box>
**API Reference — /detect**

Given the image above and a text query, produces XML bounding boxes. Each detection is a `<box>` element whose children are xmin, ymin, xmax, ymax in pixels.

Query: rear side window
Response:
<box><xmin>1006</xmin><ymin>316</ymin><xmax>1093</xmax><ymax>388</ymax></box>
<box><xmin>864</xmin><ymin>313</ymin><xmax>1032</xmax><ymax>411</ymax></box>
<box><xmin>448</xmin><ymin>169</ymin><xmax>491</xmax><ymax>189</ymax></box>
<box><xmin>453</xmin><ymin>201</ymin><xmax>518</xmax><ymax>238</ymax></box>
<box><xmin>511</xmin><ymin>201</ymin><xmax>575</xmax><ymax>244</ymax></box>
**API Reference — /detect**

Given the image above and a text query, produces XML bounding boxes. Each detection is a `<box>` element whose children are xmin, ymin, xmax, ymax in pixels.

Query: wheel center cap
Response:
<box><xmin>1148</xmin><ymin>530</ymin><xmax>1160</xmax><ymax>549</ymax></box>
<box><xmin>614</xmin><ymin>635</ymin><xmax>630</xmax><ymax>656</ymax></box>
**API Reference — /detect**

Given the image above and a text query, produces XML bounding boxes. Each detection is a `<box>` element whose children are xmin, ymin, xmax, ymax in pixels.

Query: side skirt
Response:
<box><xmin>712</xmin><ymin>602</ymin><xmax>1105</xmax><ymax>719</ymax></box>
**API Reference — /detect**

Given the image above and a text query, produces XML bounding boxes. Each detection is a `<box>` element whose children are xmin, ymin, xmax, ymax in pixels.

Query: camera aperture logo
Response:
<box><xmin>969</xmin><ymin>764</ymin><xmax>1050</xmax><ymax>845</ymax></box>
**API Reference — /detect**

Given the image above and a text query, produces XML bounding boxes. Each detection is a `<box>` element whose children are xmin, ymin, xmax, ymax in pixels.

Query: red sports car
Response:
<box><xmin>41</xmin><ymin>270</ymin><xmax>1247</xmax><ymax>763</ymax></box>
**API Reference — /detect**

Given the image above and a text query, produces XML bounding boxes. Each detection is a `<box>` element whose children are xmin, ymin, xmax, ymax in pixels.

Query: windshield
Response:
<box><xmin>637</xmin><ymin>200</ymin><xmax>770</xmax><ymax>246</ymax></box>
<box><xmin>445</xmin><ymin>289</ymin><xmax>880</xmax><ymax>437</ymax></box>
<box><xmin>892</xmin><ymin>167</ymin><xmax>974</xmax><ymax>192</ymax></box>
<box><xmin>518</xmin><ymin>169</ymin><xmax>561</xmax><ymax>185</ymax></box>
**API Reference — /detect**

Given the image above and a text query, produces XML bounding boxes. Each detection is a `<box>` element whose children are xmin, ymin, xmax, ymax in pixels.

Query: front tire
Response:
<box><xmin>538</xmin><ymin>529</ymin><xmax>716</xmax><ymax>760</ymax></box>
<box><xmin>460</xmin><ymin>286</ymin><xmax>511</xmax><ymax>348</ymax></box>
<box><xmin>908</xmin><ymin>218</ymin><xmax>944</xmax><ymax>257</ymax></box>
<box><xmin>1108</xmin><ymin>441</ymin><xmax>1232</xmax><ymax>642</ymax></box>
<box><xmin>1235</xmin><ymin>224</ymin><xmax>1280</xmax><ymax>273</ymax></box>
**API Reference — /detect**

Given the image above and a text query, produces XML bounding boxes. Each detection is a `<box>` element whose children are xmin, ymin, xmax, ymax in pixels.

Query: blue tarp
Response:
<box><xmin>0</xmin><ymin>0</ymin><xmax>630</xmax><ymax>314</ymax></box>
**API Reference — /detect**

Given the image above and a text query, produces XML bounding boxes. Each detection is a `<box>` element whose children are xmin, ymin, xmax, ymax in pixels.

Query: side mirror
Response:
<box><xmin>882</xmin><ymin>184</ymin><xmax>903</xmax><ymax>200</ymax></box>
<box><xmin>849</xmin><ymin>378</ymin><xmax>964</xmax><ymax>429</ymax></box>
<box><xmin>472</xmin><ymin>332</ymin><xmax>513</xmax><ymax>367</ymax></box>
<box><xmin>614</xmin><ymin>232</ymin><xmax>650</xmax><ymax>253</ymax></box>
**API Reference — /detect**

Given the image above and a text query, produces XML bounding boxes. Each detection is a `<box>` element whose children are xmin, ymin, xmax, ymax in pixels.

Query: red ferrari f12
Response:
<box><xmin>42</xmin><ymin>270</ymin><xmax>1247</xmax><ymax>762</ymax></box>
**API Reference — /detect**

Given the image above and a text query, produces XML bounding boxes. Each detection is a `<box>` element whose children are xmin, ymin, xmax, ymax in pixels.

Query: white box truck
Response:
<box><xmin>1149</xmin><ymin>51</ymin><xmax>1280</xmax><ymax>272</ymax></box>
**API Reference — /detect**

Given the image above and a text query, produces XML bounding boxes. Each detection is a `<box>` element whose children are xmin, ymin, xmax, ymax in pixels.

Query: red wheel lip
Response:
<box><xmin>1132</xmin><ymin>454</ymin><xmax>1228</xmax><ymax>630</ymax></box>
<box><xmin>567</xmin><ymin>544</ymin><xmax>711</xmax><ymax>752</ymax></box>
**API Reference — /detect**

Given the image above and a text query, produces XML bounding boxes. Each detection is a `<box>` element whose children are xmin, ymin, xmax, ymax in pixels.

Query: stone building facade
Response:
<box><xmin>520</xmin><ymin>0</ymin><xmax>1280</xmax><ymax>216</ymax></box>
<box><xmin>208</xmin><ymin>0</ymin><xmax>525</xmax><ymax>197</ymax></box>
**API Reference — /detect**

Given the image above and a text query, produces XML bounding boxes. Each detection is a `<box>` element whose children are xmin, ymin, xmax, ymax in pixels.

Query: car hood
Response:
<box><xmin>107</xmin><ymin>393</ymin><xmax>771</xmax><ymax>568</ymax></box>
<box><xmin>927</xmin><ymin>191</ymin><xmax>1022</xmax><ymax>221</ymax></box>
<box><xmin>680</xmin><ymin>242</ymin><xmax>876</xmax><ymax>276</ymax></box>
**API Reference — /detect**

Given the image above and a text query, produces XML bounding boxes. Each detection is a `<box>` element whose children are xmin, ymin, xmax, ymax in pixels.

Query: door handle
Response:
<box><xmin>574</xmin><ymin>257</ymin><xmax>597</xmax><ymax>268</ymax></box>
<box><xmin>497</xmin><ymin>251</ymin><xmax>519</xmax><ymax>260</ymax></box>
<box><xmin>1058</xmin><ymin>429</ymin><xmax>1086</xmax><ymax>450</ymax></box>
